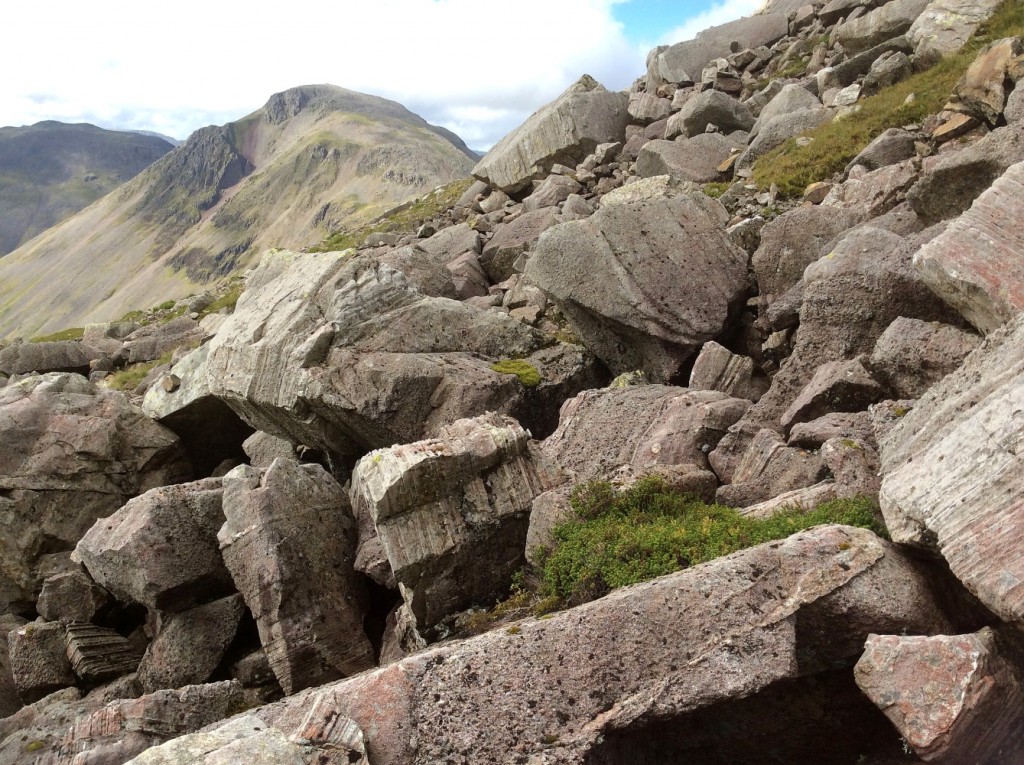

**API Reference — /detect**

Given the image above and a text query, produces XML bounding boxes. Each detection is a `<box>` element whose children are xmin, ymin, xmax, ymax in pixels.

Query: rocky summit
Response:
<box><xmin>2</xmin><ymin>0</ymin><xmax>1024</xmax><ymax>762</ymax></box>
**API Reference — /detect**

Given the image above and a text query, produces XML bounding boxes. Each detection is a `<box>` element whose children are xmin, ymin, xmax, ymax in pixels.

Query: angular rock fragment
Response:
<box><xmin>220</xmin><ymin>458</ymin><xmax>373</xmax><ymax>694</ymax></box>
<box><xmin>689</xmin><ymin>341</ymin><xmax>769</xmax><ymax>402</ymax></box>
<box><xmin>914</xmin><ymin>161</ymin><xmax>1024</xmax><ymax>333</ymax></box>
<box><xmin>636</xmin><ymin>134</ymin><xmax>740</xmax><ymax>183</ymax></box>
<box><xmin>752</xmin><ymin>84</ymin><xmax>822</xmax><ymax>139</ymax></box>
<box><xmin>63</xmin><ymin>623</ymin><xmax>141</xmax><ymax>685</ymax></box>
<box><xmin>715</xmin><ymin>428</ymin><xmax>828</xmax><ymax>507</ymax></box>
<box><xmin>240</xmin><ymin>526</ymin><xmax>950</xmax><ymax>765</ymax></box>
<box><xmin>880</xmin><ymin>313</ymin><xmax>1024</xmax><ymax>625</ymax></box>
<box><xmin>0</xmin><ymin>340</ymin><xmax>101</xmax><ymax>377</ymax></box>
<box><xmin>350</xmin><ymin>413</ymin><xmax>559</xmax><ymax>632</ymax></box>
<box><xmin>822</xmin><ymin>436</ymin><xmax>881</xmax><ymax>499</ymax></box>
<box><xmin>735</xmin><ymin>108</ymin><xmax>831</xmax><ymax>173</ymax></box>
<box><xmin>7</xmin><ymin>622</ymin><xmax>75</xmax><ymax>703</ymax></box>
<box><xmin>122</xmin><ymin>316</ymin><xmax>205</xmax><ymax>365</ymax></box>
<box><xmin>526</xmin><ymin>194</ymin><xmax>748</xmax><ymax>380</ymax></box>
<box><xmin>948</xmin><ymin>36</ymin><xmax>1024</xmax><ymax>126</ymax></box>
<box><xmin>472</xmin><ymin>75</ymin><xmax>629</xmax><ymax>193</ymax></box>
<box><xmin>0</xmin><ymin>373</ymin><xmax>190</xmax><ymax>613</ymax></box>
<box><xmin>241</xmin><ymin>430</ymin><xmax>296</xmax><ymax>468</ymax></box>
<box><xmin>855</xmin><ymin>628</ymin><xmax>1024</xmax><ymax>764</ymax></box>
<box><xmin>666</xmin><ymin>89</ymin><xmax>754</xmax><ymax>139</ymax></box>
<box><xmin>479</xmin><ymin>207</ymin><xmax>560</xmax><ymax>282</ymax></box>
<box><xmin>835</xmin><ymin>0</ymin><xmax>931</xmax><ymax>53</ymax></box>
<box><xmin>788</xmin><ymin>411</ymin><xmax>875</xmax><ymax>449</ymax></box>
<box><xmin>36</xmin><ymin>569</ymin><xmax>111</xmax><ymax>624</ymax></box>
<box><xmin>137</xmin><ymin>595</ymin><xmax>245</xmax><ymax>694</ymax></box>
<box><xmin>781</xmin><ymin>357</ymin><xmax>886</xmax><ymax>432</ymax></box>
<box><xmin>868</xmin><ymin>317</ymin><xmax>980</xmax><ymax>398</ymax></box>
<box><xmin>908</xmin><ymin>0</ymin><xmax>1004</xmax><ymax>66</ymax></box>
<box><xmin>75</xmin><ymin>478</ymin><xmax>232</xmax><ymax>613</ymax></box>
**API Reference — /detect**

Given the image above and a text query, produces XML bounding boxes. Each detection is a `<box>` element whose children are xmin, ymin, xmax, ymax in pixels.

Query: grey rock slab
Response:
<box><xmin>855</xmin><ymin>628</ymin><xmax>1024</xmax><ymax>764</ymax></box>
<box><xmin>735</xmin><ymin>108</ymin><xmax>831</xmax><ymax>173</ymax></box>
<box><xmin>472</xmin><ymin>75</ymin><xmax>629</xmax><ymax>193</ymax></box>
<box><xmin>36</xmin><ymin>570</ymin><xmax>111</xmax><ymax>624</ymax></box>
<box><xmin>665</xmin><ymin>89</ymin><xmax>754</xmax><ymax>139</ymax></box>
<box><xmin>75</xmin><ymin>478</ymin><xmax>232</xmax><ymax>614</ymax></box>
<box><xmin>349</xmin><ymin>413</ymin><xmax>560</xmax><ymax>632</ymax></box>
<box><xmin>914</xmin><ymin>160</ymin><xmax>1024</xmax><ymax>333</ymax></box>
<box><xmin>122</xmin><ymin>316</ymin><xmax>205</xmax><ymax>365</ymax></box>
<box><xmin>220</xmin><ymin>459</ymin><xmax>373</xmax><ymax>695</ymax></box>
<box><xmin>627</xmin><ymin>92</ymin><xmax>672</xmax><ymax>124</ymax></box>
<box><xmin>64</xmin><ymin>623</ymin><xmax>142</xmax><ymax>686</ymax></box>
<box><xmin>240</xmin><ymin>525</ymin><xmax>950</xmax><ymax>765</ymax></box>
<box><xmin>823</xmin><ymin>160</ymin><xmax>920</xmax><ymax>218</ymax></box>
<box><xmin>480</xmin><ymin>208</ymin><xmax>561</xmax><ymax>283</ymax></box>
<box><xmin>908</xmin><ymin>122</ymin><xmax>1024</xmax><ymax>224</ymax></box>
<box><xmin>788</xmin><ymin>411</ymin><xmax>876</xmax><ymax>448</ymax></box>
<box><xmin>636</xmin><ymin>133</ymin><xmax>741</xmax><ymax>183</ymax></box>
<box><xmin>781</xmin><ymin>357</ymin><xmax>887</xmax><ymax>432</ymax></box>
<box><xmin>821</xmin><ymin>36</ymin><xmax>915</xmax><ymax>88</ymax></box>
<box><xmin>715</xmin><ymin>428</ymin><xmax>829</xmax><ymax>508</ymax></box>
<box><xmin>868</xmin><ymin>317</ymin><xmax>980</xmax><ymax>398</ymax></box>
<box><xmin>445</xmin><ymin>251</ymin><xmax>490</xmax><ymax>299</ymax></box>
<box><xmin>689</xmin><ymin>341</ymin><xmax>769</xmax><ymax>402</ymax></box>
<box><xmin>1007</xmin><ymin>84</ymin><xmax>1024</xmax><ymax>123</ymax></box>
<box><xmin>821</xmin><ymin>436</ymin><xmax>881</xmax><ymax>499</ymax></box>
<box><xmin>241</xmin><ymin>430</ymin><xmax>295</xmax><ymax>468</ymax></box>
<box><xmin>847</xmin><ymin>127</ymin><xmax>918</xmax><ymax>173</ymax></box>
<box><xmin>137</xmin><ymin>595</ymin><xmax>245</xmax><ymax>695</ymax></box>
<box><xmin>948</xmin><ymin>37</ymin><xmax>1024</xmax><ymax>126</ymax></box>
<box><xmin>525</xmin><ymin>195</ymin><xmax>749</xmax><ymax>381</ymax></box>
<box><xmin>0</xmin><ymin>341</ymin><xmax>101</xmax><ymax>377</ymax></box>
<box><xmin>835</xmin><ymin>0</ymin><xmax>931</xmax><ymax>53</ymax></box>
<box><xmin>7</xmin><ymin>622</ymin><xmax>75</xmax><ymax>704</ymax></box>
<box><xmin>0</xmin><ymin>373</ymin><xmax>190</xmax><ymax>614</ymax></box>
<box><xmin>751</xmin><ymin>83</ymin><xmax>822</xmax><ymax>139</ymax></box>
<box><xmin>0</xmin><ymin>614</ymin><xmax>26</xmax><ymax>717</ymax></box>
<box><xmin>879</xmin><ymin>313</ymin><xmax>1024</xmax><ymax>625</ymax></box>
<box><xmin>522</xmin><ymin>175</ymin><xmax>583</xmax><ymax>213</ymax></box>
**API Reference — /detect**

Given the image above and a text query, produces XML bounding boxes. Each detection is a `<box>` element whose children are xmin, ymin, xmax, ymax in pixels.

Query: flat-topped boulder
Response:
<box><xmin>0</xmin><ymin>340</ymin><xmax>101</xmax><ymax>377</ymax></box>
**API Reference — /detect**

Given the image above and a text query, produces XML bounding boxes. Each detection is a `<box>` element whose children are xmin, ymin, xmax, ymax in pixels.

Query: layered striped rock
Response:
<box><xmin>350</xmin><ymin>413</ymin><xmax>560</xmax><ymax>633</ymax></box>
<box><xmin>855</xmin><ymin>628</ymin><xmax>1024</xmax><ymax>763</ymax></box>
<box><xmin>880</xmin><ymin>313</ymin><xmax>1024</xmax><ymax>625</ymax></box>
<box><xmin>914</xmin><ymin>160</ymin><xmax>1024</xmax><ymax>334</ymax></box>
<box><xmin>225</xmin><ymin>526</ymin><xmax>949</xmax><ymax>765</ymax></box>
<box><xmin>220</xmin><ymin>459</ymin><xmax>373</xmax><ymax>695</ymax></box>
<box><xmin>63</xmin><ymin>623</ymin><xmax>141</xmax><ymax>685</ymax></box>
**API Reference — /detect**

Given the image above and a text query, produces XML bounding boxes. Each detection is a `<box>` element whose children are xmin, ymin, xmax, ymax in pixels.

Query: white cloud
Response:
<box><xmin>1</xmin><ymin>0</ymin><xmax>645</xmax><ymax>150</ymax></box>
<box><xmin>658</xmin><ymin>0</ymin><xmax>765</xmax><ymax>45</ymax></box>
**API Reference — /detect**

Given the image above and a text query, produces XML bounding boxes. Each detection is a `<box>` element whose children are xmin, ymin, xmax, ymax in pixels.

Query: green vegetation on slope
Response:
<box><xmin>491</xmin><ymin>359</ymin><xmax>542</xmax><ymax>387</ymax></box>
<box><xmin>539</xmin><ymin>477</ymin><xmax>886</xmax><ymax>604</ymax></box>
<box><xmin>30</xmin><ymin>327</ymin><xmax>84</xmax><ymax>342</ymax></box>
<box><xmin>752</xmin><ymin>0</ymin><xmax>1024</xmax><ymax>196</ymax></box>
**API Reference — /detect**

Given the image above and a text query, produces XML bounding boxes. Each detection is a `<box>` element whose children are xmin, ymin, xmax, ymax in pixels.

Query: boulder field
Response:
<box><xmin>3</xmin><ymin>0</ymin><xmax>1024</xmax><ymax>761</ymax></box>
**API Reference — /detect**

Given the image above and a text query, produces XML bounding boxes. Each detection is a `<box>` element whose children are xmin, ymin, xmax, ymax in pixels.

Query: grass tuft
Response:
<box><xmin>491</xmin><ymin>359</ymin><xmax>542</xmax><ymax>387</ymax></box>
<box><xmin>30</xmin><ymin>327</ymin><xmax>85</xmax><ymax>343</ymax></box>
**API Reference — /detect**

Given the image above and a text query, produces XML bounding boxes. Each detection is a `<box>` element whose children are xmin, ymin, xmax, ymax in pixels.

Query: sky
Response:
<box><xmin>1</xmin><ymin>0</ymin><xmax>763</xmax><ymax>151</ymax></box>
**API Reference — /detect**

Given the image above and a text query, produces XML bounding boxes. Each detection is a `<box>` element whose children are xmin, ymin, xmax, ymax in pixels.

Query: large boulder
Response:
<box><xmin>0</xmin><ymin>341</ymin><xmax>101</xmax><ymax>377</ymax></box>
<box><xmin>914</xmin><ymin>160</ymin><xmax>1024</xmax><ymax>333</ymax></box>
<box><xmin>525</xmin><ymin>194</ymin><xmax>749</xmax><ymax>381</ymax></box>
<box><xmin>479</xmin><ymin>207</ymin><xmax>561</xmax><ymax>283</ymax></box>
<box><xmin>204</xmin><ymin>249</ymin><xmax>548</xmax><ymax>464</ymax></box>
<box><xmin>636</xmin><ymin>134</ymin><xmax>742</xmax><ymax>183</ymax></box>
<box><xmin>867</xmin><ymin>317</ymin><xmax>981</xmax><ymax>398</ymax></box>
<box><xmin>651</xmin><ymin>14</ymin><xmax>789</xmax><ymax>87</ymax></box>
<box><xmin>835</xmin><ymin>0</ymin><xmax>931</xmax><ymax>53</ymax></box>
<box><xmin>220</xmin><ymin>458</ymin><xmax>374</xmax><ymax>695</ymax></box>
<box><xmin>349</xmin><ymin>413</ymin><xmax>560</xmax><ymax>633</ymax></box>
<box><xmin>947</xmin><ymin>37</ymin><xmax>1024</xmax><ymax>126</ymax></box>
<box><xmin>879</xmin><ymin>313</ymin><xmax>1024</xmax><ymax>626</ymax></box>
<box><xmin>735</xmin><ymin>108</ymin><xmax>832</xmax><ymax>173</ymax></box>
<box><xmin>0</xmin><ymin>373</ymin><xmax>190</xmax><ymax>613</ymax></box>
<box><xmin>908</xmin><ymin>0</ymin><xmax>1006</xmax><ymax>66</ymax></box>
<box><xmin>233</xmin><ymin>525</ymin><xmax>949</xmax><ymax>765</ymax></box>
<box><xmin>855</xmin><ymin>628</ymin><xmax>1024</xmax><ymax>764</ymax></box>
<box><xmin>751</xmin><ymin>84</ymin><xmax>822</xmax><ymax>139</ymax></box>
<box><xmin>74</xmin><ymin>478</ymin><xmax>232</xmax><ymax>613</ymax></box>
<box><xmin>665</xmin><ymin>89</ymin><xmax>754</xmax><ymax>139</ymax></box>
<box><xmin>472</xmin><ymin>75</ymin><xmax>629</xmax><ymax>193</ymax></box>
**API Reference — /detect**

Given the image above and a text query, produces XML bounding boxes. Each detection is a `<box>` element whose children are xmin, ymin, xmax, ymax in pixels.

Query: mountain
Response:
<box><xmin>0</xmin><ymin>121</ymin><xmax>173</xmax><ymax>256</ymax></box>
<box><xmin>0</xmin><ymin>85</ymin><xmax>476</xmax><ymax>338</ymax></box>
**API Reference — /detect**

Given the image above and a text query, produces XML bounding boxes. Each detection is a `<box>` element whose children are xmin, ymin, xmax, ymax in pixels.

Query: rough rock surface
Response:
<box><xmin>636</xmin><ymin>134</ymin><xmax>740</xmax><ymax>183</ymax></box>
<box><xmin>689</xmin><ymin>341</ymin><xmax>768</xmax><ymax>402</ymax></box>
<box><xmin>74</xmin><ymin>478</ymin><xmax>232</xmax><ymax>613</ymax></box>
<box><xmin>666</xmin><ymin>90</ymin><xmax>755</xmax><ymax>139</ymax></box>
<box><xmin>735</xmin><ymin>108</ymin><xmax>831</xmax><ymax>173</ymax></box>
<box><xmin>526</xmin><ymin>195</ymin><xmax>749</xmax><ymax>381</ymax></box>
<box><xmin>948</xmin><ymin>37</ymin><xmax>1024</xmax><ymax>126</ymax></box>
<box><xmin>716</xmin><ymin>428</ymin><xmax>828</xmax><ymax>507</ymax></box>
<box><xmin>835</xmin><ymin>0</ymin><xmax>931</xmax><ymax>53</ymax></box>
<box><xmin>7</xmin><ymin>622</ymin><xmax>75</xmax><ymax>703</ymax></box>
<box><xmin>472</xmin><ymin>75</ymin><xmax>629</xmax><ymax>193</ymax></box>
<box><xmin>479</xmin><ymin>207</ymin><xmax>560</xmax><ymax>283</ymax></box>
<box><xmin>234</xmin><ymin>526</ymin><xmax>949</xmax><ymax>765</ymax></box>
<box><xmin>880</xmin><ymin>313</ymin><xmax>1024</xmax><ymax>625</ymax></box>
<box><xmin>0</xmin><ymin>373</ymin><xmax>190</xmax><ymax>613</ymax></box>
<box><xmin>868</xmin><ymin>317</ymin><xmax>980</xmax><ymax>398</ymax></box>
<box><xmin>220</xmin><ymin>458</ymin><xmax>373</xmax><ymax>695</ymax></box>
<box><xmin>36</xmin><ymin>570</ymin><xmax>111</xmax><ymax>624</ymax></box>
<box><xmin>0</xmin><ymin>341</ymin><xmax>100</xmax><ymax>377</ymax></box>
<box><xmin>205</xmin><ymin>249</ymin><xmax>544</xmax><ymax>463</ymax></box>
<box><xmin>908</xmin><ymin>0</ymin><xmax>1005</xmax><ymax>65</ymax></box>
<box><xmin>780</xmin><ymin>357</ymin><xmax>886</xmax><ymax>432</ymax></box>
<box><xmin>855</xmin><ymin>628</ymin><xmax>1024</xmax><ymax>764</ymax></box>
<box><xmin>914</xmin><ymin>160</ymin><xmax>1024</xmax><ymax>334</ymax></box>
<box><xmin>350</xmin><ymin>413</ymin><xmax>559</xmax><ymax>632</ymax></box>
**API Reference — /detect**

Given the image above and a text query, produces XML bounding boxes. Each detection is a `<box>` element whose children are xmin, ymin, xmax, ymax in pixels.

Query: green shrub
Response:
<box><xmin>490</xmin><ymin>359</ymin><xmax>542</xmax><ymax>387</ymax></box>
<box><xmin>752</xmin><ymin>0</ymin><xmax>1024</xmax><ymax>197</ymax></box>
<box><xmin>540</xmin><ymin>477</ymin><xmax>886</xmax><ymax>604</ymax></box>
<box><xmin>105</xmin><ymin>350</ymin><xmax>174</xmax><ymax>391</ymax></box>
<box><xmin>199</xmin><ymin>281</ymin><xmax>244</xmax><ymax>318</ymax></box>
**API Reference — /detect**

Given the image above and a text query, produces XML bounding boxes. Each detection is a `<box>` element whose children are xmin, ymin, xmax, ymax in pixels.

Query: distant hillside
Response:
<box><xmin>0</xmin><ymin>85</ymin><xmax>476</xmax><ymax>338</ymax></box>
<box><xmin>0</xmin><ymin>121</ymin><xmax>173</xmax><ymax>255</ymax></box>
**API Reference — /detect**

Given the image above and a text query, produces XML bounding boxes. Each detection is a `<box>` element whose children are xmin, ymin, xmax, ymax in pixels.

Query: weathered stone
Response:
<box><xmin>122</xmin><ymin>316</ymin><xmax>205</xmax><ymax>365</ymax></box>
<box><xmin>653</xmin><ymin>14</ymin><xmax>790</xmax><ymax>87</ymax></box>
<box><xmin>377</xmin><ymin>243</ymin><xmax>458</xmax><ymax>299</ymax></box>
<box><xmin>7</xmin><ymin>622</ymin><xmax>75</xmax><ymax>703</ymax></box>
<box><xmin>0</xmin><ymin>373</ymin><xmax>190</xmax><ymax>614</ymax></box>
<box><xmin>847</xmin><ymin>128</ymin><xmax>918</xmax><ymax>173</ymax></box>
<box><xmin>835</xmin><ymin>0</ymin><xmax>931</xmax><ymax>53</ymax></box>
<box><xmin>36</xmin><ymin>570</ymin><xmax>111</xmax><ymax>624</ymax></box>
<box><xmin>204</xmin><ymin>249</ymin><xmax>545</xmax><ymax>463</ymax></box>
<box><xmin>781</xmin><ymin>357</ymin><xmax>886</xmax><ymax>432</ymax></box>
<box><xmin>239</xmin><ymin>525</ymin><xmax>949</xmax><ymax>765</ymax></box>
<box><xmin>526</xmin><ymin>195</ymin><xmax>748</xmax><ymax>381</ymax></box>
<box><xmin>479</xmin><ymin>207</ymin><xmax>560</xmax><ymax>283</ymax></box>
<box><xmin>75</xmin><ymin>478</ymin><xmax>232</xmax><ymax>613</ymax></box>
<box><xmin>1007</xmin><ymin>84</ymin><xmax>1024</xmax><ymax>123</ymax></box>
<box><xmin>738</xmin><ymin>481</ymin><xmax>839</xmax><ymax>519</ymax></box>
<box><xmin>751</xmin><ymin>84</ymin><xmax>822</xmax><ymax>139</ymax></box>
<box><xmin>868</xmin><ymin>317</ymin><xmax>980</xmax><ymax>398</ymax></box>
<box><xmin>932</xmin><ymin>112</ymin><xmax>982</xmax><ymax>143</ymax></box>
<box><xmin>908</xmin><ymin>122</ymin><xmax>1024</xmax><ymax>224</ymax></box>
<box><xmin>522</xmin><ymin>175</ymin><xmax>583</xmax><ymax>213</ymax></box>
<box><xmin>241</xmin><ymin>430</ymin><xmax>295</xmax><ymax>468</ymax></box>
<box><xmin>628</xmin><ymin>92</ymin><xmax>672</xmax><ymax>124</ymax></box>
<box><xmin>855</xmin><ymin>628</ymin><xmax>1024</xmax><ymax>764</ymax></box>
<box><xmin>863</xmin><ymin>50</ymin><xmax>914</xmax><ymax>94</ymax></box>
<box><xmin>220</xmin><ymin>459</ymin><xmax>372</xmax><ymax>695</ymax></box>
<box><xmin>445</xmin><ymin>251</ymin><xmax>490</xmax><ymax>299</ymax></box>
<box><xmin>137</xmin><ymin>595</ymin><xmax>245</xmax><ymax>695</ymax></box>
<box><xmin>915</xmin><ymin>160</ymin><xmax>1024</xmax><ymax>333</ymax></box>
<box><xmin>666</xmin><ymin>89</ymin><xmax>754</xmax><ymax>139</ymax></box>
<box><xmin>788</xmin><ymin>411</ymin><xmax>876</xmax><ymax>449</ymax></box>
<box><xmin>472</xmin><ymin>75</ymin><xmax>629</xmax><ymax>193</ymax></box>
<box><xmin>880</xmin><ymin>313</ymin><xmax>1024</xmax><ymax>625</ymax></box>
<box><xmin>689</xmin><ymin>341</ymin><xmax>769</xmax><ymax>402</ymax></box>
<box><xmin>716</xmin><ymin>428</ymin><xmax>829</xmax><ymax>507</ymax></box>
<box><xmin>802</xmin><ymin>181</ymin><xmax>833</xmax><ymax>204</ymax></box>
<box><xmin>0</xmin><ymin>614</ymin><xmax>26</xmax><ymax>717</ymax></box>
<box><xmin>736</xmin><ymin>108</ymin><xmax>831</xmax><ymax>172</ymax></box>
<box><xmin>948</xmin><ymin>36</ymin><xmax>1024</xmax><ymax>125</ymax></box>
<box><xmin>230</xmin><ymin>648</ymin><xmax>276</xmax><ymax>689</ymax></box>
<box><xmin>635</xmin><ymin>133</ymin><xmax>740</xmax><ymax>183</ymax></box>
<box><xmin>64</xmin><ymin>623</ymin><xmax>141</xmax><ymax>685</ymax></box>
<box><xmin>43</xmin><ymin>681</ymin><xmax>245</xmax><ymax>765</ymax></box>
<box><xmin>0</xmin><ymin>341</ymin><xmax>101</xmax><ymax>377</ymax></box>
<box><xmin>561</xmin><ymin>193</ymin><xmax>594</xmax><ymax>217</ymax></box>
<box><xmin>819</xmin><ymin>0</ymin><xmax>886</xmax><ymax>26</ymax></box>
<box><xmin>350</xmin><ymin>413</ymin><xmax>559</xmax><ymax>632</ymax></box>
<box><xmin>824</xmin><ymin>160</ymin><xmax>920</xmax><ymax>218</ymax></box>
<box><xmin>822</xmin><ymin>436</ymin><xmax>881</xmax><ymax>499</ymax></box>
